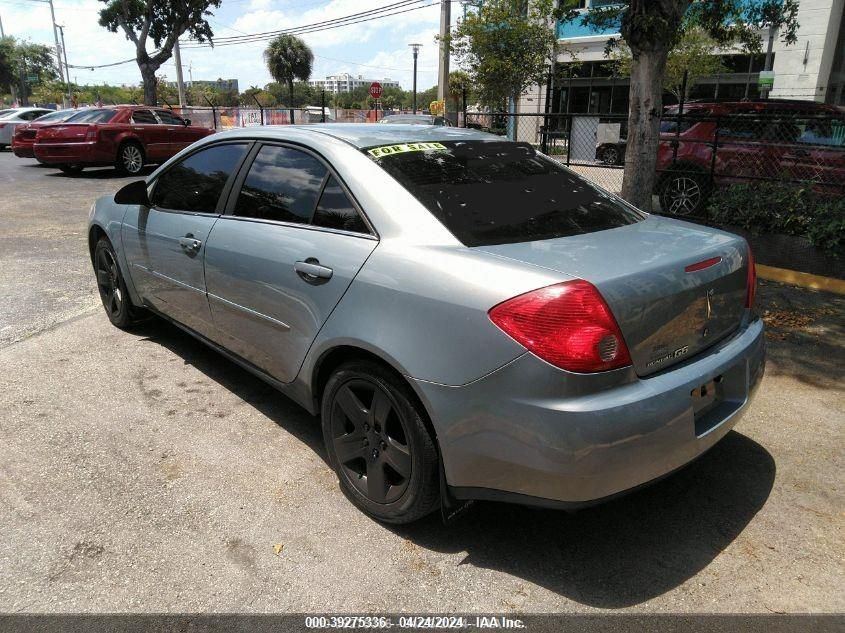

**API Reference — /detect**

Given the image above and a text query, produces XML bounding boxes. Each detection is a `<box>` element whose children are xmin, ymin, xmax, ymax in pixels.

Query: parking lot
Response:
<box><xmin>0</xmin><ymin>149</ymin><xmax>843</xmax><ymax>613</ymax></box>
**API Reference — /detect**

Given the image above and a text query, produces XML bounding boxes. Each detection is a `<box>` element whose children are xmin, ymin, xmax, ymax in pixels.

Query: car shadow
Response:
<box><xmin>46</xmin><ymin>165</ymin><xmax>157</xmax><ymax>179</ymax></box>
<box><xmin>133</xmin><ymin>317</ymin><xmax>775</xmax><ymax>609</ymax></box>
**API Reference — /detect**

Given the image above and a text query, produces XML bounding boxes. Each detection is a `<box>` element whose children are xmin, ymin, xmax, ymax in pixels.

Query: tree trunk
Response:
<box><xmin>139</xmin><ymin>61</ymin><xmax>158</xmax><ymax>106</ymax></box>
<box><xmin>620</xmin><ymin>48</ymin><xmax>669</xmax><ymax>212</ymax></box>
<box><xmin>288</xmin><ymin>79</ymin><xmax>295</xmax><ymax>124</ymax></box>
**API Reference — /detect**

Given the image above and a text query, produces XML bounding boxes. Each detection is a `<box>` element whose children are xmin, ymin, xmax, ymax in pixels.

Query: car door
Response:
<box><xmin>203</xmin><ymin>142</ymin><xmax>378</xmax><ymax>383</ymax></box>
<box><xmin>154</xmin><ymin>109</ymin><xmax>190</xmax><ymax>154</ymax></box>
<box><xmin>130</xmin><ymin>108</ymin><xmax>168</xmax><ymax>160</ymax></box>
<box><xmin>121</xmin><ymin>142</ymin><xmax>250</xmax><ymax>337</ymax></box>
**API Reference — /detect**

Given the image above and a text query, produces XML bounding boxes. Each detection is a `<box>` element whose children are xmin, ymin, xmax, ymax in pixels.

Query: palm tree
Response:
<box><xmin>264</xmin><ymin>35</ymin><xmax>313</xmax><ymax>124</ymax></box>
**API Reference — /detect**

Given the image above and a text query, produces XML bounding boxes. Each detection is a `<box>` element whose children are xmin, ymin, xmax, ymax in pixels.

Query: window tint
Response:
<box><xmin>796</xmin><ymin>118</ymin><xmax>845</xmax><ymax>147</ymax></box>
<box><xmin>312</xmin><ymin>176</ymin><xmax>369</xmax><ymax>234</ymax></box>
<box><xmin>366</xmin><ymin>141</ymin><xmax>644</xmax><ymax>247</ymax></box>
<box><xmin>151</xmin><ymin>143</ymin><xmax>248</xmax><ymax>212</ymax></box>
<box><xmin>234</xmin><ymin>145</ymin><xmax>327</xmax><ymax>224</ymax></box>
<box><xmin>22</xmin><ymin>110</ymin><xmax>48</xmax><ymax>120</ymax></box>
<box><xmin>660</xmin><ymin>110</ymin><xmax>710</xmax><ymax>134</ymax></box>
<box><xmin>66</xmin><ymin>109</ymin><xmax>116</xmax><ymax>123</ymax></box>
<box><xmin>156</xmin><ymin>110</ymin><xmax>184</xmax><ymax>125</ymax></box>
<box><xmin>131</xmin><ymin>109</ymin><xmax>157</xmax><ymax>124</ymax></box>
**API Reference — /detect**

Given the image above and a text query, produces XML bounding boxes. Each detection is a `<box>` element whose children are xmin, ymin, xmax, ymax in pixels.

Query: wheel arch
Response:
<box><xmin>88</xmin><ymin>223</ymin><xmax>108</xmax><ymax>264</ymax></box>
<box><xmin>310</xmin><ymin>344</ymin><xmax>440</xmax><ymax>444</ymax></box>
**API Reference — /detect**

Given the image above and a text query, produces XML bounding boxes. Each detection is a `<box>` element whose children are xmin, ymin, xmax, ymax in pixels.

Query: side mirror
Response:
<box><xmin>114</xmin><ymin>180</ymin><xmax>150</xmax><ymax>206</ymax></box>
<box><xmin>183</xmin><ymin>118</ymin><xmax>191</xmax><ymax>126</ymax></box>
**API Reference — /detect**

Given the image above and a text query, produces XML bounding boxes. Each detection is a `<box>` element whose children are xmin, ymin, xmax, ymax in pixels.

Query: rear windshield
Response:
<box><xmin>364</xmin><ymin>140</ymin><xmax>644</xmax><ymax>246</ymax></box>
<box><xmin>33</xmin><ymin>109</ymin><xmax>74</xmax><ymax>123</ymax></box>
<box><xmin>67</xmin><ymin>109</ymin><xmax>117</xmax><ymax>123</ymax></box>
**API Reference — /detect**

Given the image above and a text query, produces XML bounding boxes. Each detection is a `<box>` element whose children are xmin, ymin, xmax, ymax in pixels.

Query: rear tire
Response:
<box><xmin>93</xmin><ymin>236</ymin><xmax>146</xmax><ymax>329</ymax></box>
<box><xmin>658</xmin><ymin>169</ymin><xmax>710</xmax><ymax>216</ymax></box>
<box><xmin>321</xmin><ymin>360</ymin><xmax>440</xmax><ymax>524</ymax></box>
<box><xmin>599</xmin><ymin>145</ymin><xmax>621</xmax><ymax>165</ymax></box>
<box><xmin>115</xmin><ymin>142</ymin><xmax>144</xmax><ymax>175</ymax></box>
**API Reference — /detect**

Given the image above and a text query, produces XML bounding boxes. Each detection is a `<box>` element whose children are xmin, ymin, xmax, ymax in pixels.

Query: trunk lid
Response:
<box><xmin>476</xmin><ymin>216</ymin><xmax>749</xmax><ymax>376</ymax></box>
<box><xmin>36</xmin><ymin>123</ymin><xmax>91</xmax><ymax>143</ymax></box>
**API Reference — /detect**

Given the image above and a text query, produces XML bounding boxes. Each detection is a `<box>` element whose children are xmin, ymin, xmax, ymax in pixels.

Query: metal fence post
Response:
<box><xmin>672</xmin><ymin>69</ymin><xmax>687</xmax><ymax>166</ymax></box>
<box><xmin>203</xmin><ymin>95</ymin><xmax>217</xmax><ymax>130</ymax></box>
<box><xmin>321</xmin><ymin>90</ymin><xmax>326</xmax><ymax>123</ymax></box>
<box><xmin>251</xmin><ymin>94</ymin><xmax>264</xmax><ymax>125</ymax></box>
<box><xmin>565</xmin><ymin>113</ymin><xmax>573</xmax><ymax>167</ymax></box>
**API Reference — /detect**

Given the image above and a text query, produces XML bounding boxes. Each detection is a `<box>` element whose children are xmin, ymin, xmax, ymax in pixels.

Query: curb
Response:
<box><xmin>757</xmin><ymin>264</ymin><xmax>845</xmax><ymax>296</ymax></box>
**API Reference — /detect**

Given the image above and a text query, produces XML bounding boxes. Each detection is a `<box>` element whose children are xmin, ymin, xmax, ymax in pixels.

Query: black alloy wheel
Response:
<box><xmin>600</xmin><ymin>146</ymin><xmax>620</xmax><ymax>165</ymax></box>
<box><xmin>659</xmin><ymin>172</ymin><xmax>708</xmax><ymax>216</ymax></box>
<box><xmin>94</xmin><ymin>237</ymin><xmax>144</xmax><ymax>328</ymax></box>
<box><xmin>322</xmin><ymin>361</ymin><xmax>439</xmax><ymax>523</ymax></box>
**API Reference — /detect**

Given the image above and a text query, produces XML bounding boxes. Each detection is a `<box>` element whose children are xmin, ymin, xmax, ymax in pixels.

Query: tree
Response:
<box><xmin>0</xmin><ymin>37</ymin><xmax>58</xmax><ymax>98</ymax></box>
<box><xmin>557</xmin><ymin>0</ymin><xmax>799</xmax><ymax>211</ymax></box>
<box><xmin>450</xmin><ymin>0</ymin><xmax>556</xmax><ymax>110</ymax></box>
<box><xmin>264</xmin><ymin>35</ymin><xmax>313</xmax><ymax>122</ymax></box>
<box><xmin>611</xmin><ymin>28</ymin><xmax>725</xmax><ymax>102</ymax></box>
<box><xmin>240</xmin><ymin>86</ymin><xmax>278</xmax><ymax>107</ymax></box>
<box><xmin>98</xmin><ymin>0</ymin><xmax>221</xmax><ymax>106</ymax></box>
<box><xmin>448</xmin><ymin>70</ymin><xmax>474</xmax><ymax>117</ymax></box>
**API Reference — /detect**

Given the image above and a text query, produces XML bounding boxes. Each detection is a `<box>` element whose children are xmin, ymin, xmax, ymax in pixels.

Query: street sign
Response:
<box><xmin>26</xmin><ymin>75</ymin><xmax>39</xmax><ymax>84</ymax></box>
<box><xmin>758</xmin><ymin>70</ymin><xmax>775</xmax><ymax>89</ymax></box>
<box><xmin>369</xmin><ymin>82</ymin><xmax>383</xmax><ymax>99</ymax></box>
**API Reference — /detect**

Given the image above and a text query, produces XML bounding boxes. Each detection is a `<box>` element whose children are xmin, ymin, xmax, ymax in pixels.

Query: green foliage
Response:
<box><xmin>450</xmin><ymin>0</ymin><xmax>557</xmax><ymax>107</ymax></box>
<box><xmin>705</xmin><ymin>183</ymin><xmax>845</xmax><ymax>258</ymax></box>
<box><xmin>266</xmin><ymin>81</ymin><xmax>315</xmax><ymax>108</ymax></box>
<box><xmin>0</xmin><ymin>37</ymin><xmax>59</xmax><ymax>95</ymax></box>
<box><xmin>240</xmin><ymin>86</ymin><xmax>278</xmax><ymax>107</ymax></box>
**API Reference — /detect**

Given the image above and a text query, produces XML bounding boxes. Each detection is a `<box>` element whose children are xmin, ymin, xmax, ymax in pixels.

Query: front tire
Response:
<box><xmin>321</xmin><ymin>361</ymin><xmax>440</xmax><ymax>524</ymax></box>
<box><xmin>115</xmin><ymin>142</ymin><xmax>144</xmax><ymax>175</ymax></box>
<box><xmin>59</xmin><ymin>164</ymin><xmax>83</xmax><ymax>174</ymax></box>
<box><xmin>93</xmin><ymin>237</ymin><xmax>145</xmax><ymax>329</ymax></box>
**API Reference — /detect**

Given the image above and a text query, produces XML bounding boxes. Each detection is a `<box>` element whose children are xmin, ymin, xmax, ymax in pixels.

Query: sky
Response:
<box><xmin>0</xmin><ymin>0</ymin><xmax>456</xmax><ymax>91</ymax></box>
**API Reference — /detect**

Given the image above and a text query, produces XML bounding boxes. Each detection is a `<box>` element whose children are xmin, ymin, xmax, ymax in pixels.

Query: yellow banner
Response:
<box><xmin>367</xmin><ymin>142</ymin><xmax>447</xmax><ymax>158</ymax></box>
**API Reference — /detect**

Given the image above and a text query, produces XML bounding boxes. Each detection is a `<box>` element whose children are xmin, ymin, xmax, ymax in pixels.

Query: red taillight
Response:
<box><xmin>85</xmin><ymin>125</ymin><xmax>98</xmax><ymax>141</ymax></box>
<box><xmin>0</xmin><ymin>123</ymin><xmax>6</xmax><ymax>129</ymax></box>
<box><xmin>489</xmin><ymin>280</ymin><xmax>632</xmax><ymax>373</ymax></box>
<box><xmin>746</xmin><ymin>245</ymin><xmax>757</xmax><ymax>309</ymax></box>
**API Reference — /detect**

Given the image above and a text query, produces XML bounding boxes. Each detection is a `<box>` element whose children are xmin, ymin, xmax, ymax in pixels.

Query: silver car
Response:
<box><xmin>88</xmin><ymin>124</ymin><xmax>765</xmax><ymax>523</ymax></box>
<box><xmin>0</xmin><ymin>107</ymin><xmax>53</xmax><ymax>148</ymax></box>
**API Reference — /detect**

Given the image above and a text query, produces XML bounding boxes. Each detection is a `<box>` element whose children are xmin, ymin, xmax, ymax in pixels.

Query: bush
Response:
<box><xmin>704</xmin><ymin>182</ymin><xmax>845</xmax><ymax>258</ymax></box>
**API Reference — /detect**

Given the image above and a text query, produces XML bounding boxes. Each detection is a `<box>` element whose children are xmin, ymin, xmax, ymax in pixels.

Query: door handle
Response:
<box><xmin>179</xmin><ymin>236</ymin><xmax>202</xmax><ymax>252</ymax></box>
<box><xmin>295</xmin><ymin>258</ymin><xmax>333</xmax><ymax>282</ymax></box>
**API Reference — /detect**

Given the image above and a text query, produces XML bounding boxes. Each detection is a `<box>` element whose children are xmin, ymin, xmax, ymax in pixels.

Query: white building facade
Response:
<box><xmin>309</xmin><ymin>73</ymin><xmax>401</xmax><ymax>94</ymax></box>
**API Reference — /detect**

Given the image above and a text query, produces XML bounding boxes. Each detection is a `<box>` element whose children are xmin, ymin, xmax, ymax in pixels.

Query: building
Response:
<box><xmin>309</xmin><ymin>73</ymin><xmax>401</xmax><ymax>94</ymax></box>
<box><xmin>520</xmin><ymin>0</ymin><xmax>845</xmax><ymax>115</ymax></box>
<box><xmin>167</xmin><ymin>78</ymin><xmax>239</xmax><ymax>94</ymax></box>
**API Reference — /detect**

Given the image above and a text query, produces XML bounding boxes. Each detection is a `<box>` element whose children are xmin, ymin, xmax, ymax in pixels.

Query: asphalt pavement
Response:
<box><xmin>0</xmin><ymin>150</ymin><xmax>842</xmax><ymax>613</ymax></box>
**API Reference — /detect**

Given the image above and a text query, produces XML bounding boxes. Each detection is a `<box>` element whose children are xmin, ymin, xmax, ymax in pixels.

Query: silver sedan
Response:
<box><xmin>0</xmin><ymin>107</ymin><xmax>53</xmax><ymax>148</ymax></box>
<box><xmin>88</xmin><ymin>124</ymin><xmax>765</xmax><ymax>523</ymax></box>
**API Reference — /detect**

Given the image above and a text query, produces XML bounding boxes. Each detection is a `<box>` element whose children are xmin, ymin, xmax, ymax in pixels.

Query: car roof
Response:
<box><xmin>255</xmin><ymin>123</ymin><xmax>496</xmax><ymax>149</ymax></box>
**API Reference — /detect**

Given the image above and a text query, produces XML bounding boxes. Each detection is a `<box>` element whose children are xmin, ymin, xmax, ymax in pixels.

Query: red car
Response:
<box><xmin>33</xmin><ymin>106</ymin><xmax>214</xmax><ymax>175</ymax></box>
<box><xmin>656</xmin><ymin>100</ymin><xmax>845</xmax><ymax>215</ymax></box>
<box><xmin>12</xmin><ymin>108</ymin><xmax>90</xmax><ymax>159</ymax></box>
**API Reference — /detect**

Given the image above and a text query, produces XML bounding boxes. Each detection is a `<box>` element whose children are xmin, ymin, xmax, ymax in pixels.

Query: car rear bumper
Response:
<box><xmin>416</xmin><ymin>317</ymin><xmax>765</xmax><ymax>507</ymax></box>
<box><xmin>12</xmin><ymin>142</ymin><xmax>35</xmax><ymax>157</ymax></box>
<box><xmin>33</xmin><ymin>141</ymin><xmax>111</xmax><ymax>165</ymax></box>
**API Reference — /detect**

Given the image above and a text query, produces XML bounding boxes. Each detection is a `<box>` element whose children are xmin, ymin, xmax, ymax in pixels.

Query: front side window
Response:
<box><xmin>365</xmin><ymin>140</ymin><xmax>644</xmax><ymax>247</ymax></box>
<box><xmin>131</xmin><ymin>109</ymin><xmax>157</xmax><ymax>124</ymax></box>
<box><xmin>156</xmin><ymin>110</ymin><xmax>184</xmax><ymax>125</ymax></box>
<box><xmin>234</xmin><ymin>145</ymin><xmax>327</xmax><ymax>224</ymax></box>
<box><xmin>151</xmin><ymin>143</ymin><xmax>248</xmax><ymax>212</ymax></box>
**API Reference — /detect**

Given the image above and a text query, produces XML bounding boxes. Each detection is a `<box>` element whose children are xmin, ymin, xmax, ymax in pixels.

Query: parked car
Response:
<box><xmin>380</xmin><ymin>114</ymin><xmax>451</xmax><ymax>126</ymax></box>
<box><xmin>89</xmin><ymin>124</ymin><xmax>764</xmax><ymax>524</ymax></box>
<box><xmin>656</xmin><ymin>99</ymin><xmax>845</xmax><ymax>215</ymax></box>
<box><xmin>11</xmin><ymin>108</ymin><xmax>91</xmax><ymax>159</ymax></box>
<box><xmin>34</xmin><ymin>105</ymin><xmax>214</xmax><ymax>175</ymax></box>
<box><xmin>0</xmin><ymin>107</ymin><xmax>54</xmax><ymax>149</ymax></box>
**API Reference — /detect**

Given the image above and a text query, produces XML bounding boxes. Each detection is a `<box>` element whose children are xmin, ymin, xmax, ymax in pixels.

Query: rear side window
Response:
<box><xmin>365</xmin><ymin>140</ymin><xmax>644</xmax><ymax>247</ymax></box>
<box><xmin>132</xmin><ymin>110</ymin><xmax>157</xmax><ymax>124</ymax></box>
<box><xmin>312</xmin><ymin>176</ymin><xmax>368</xmax><ymax>234</ymax></box>
<box><xmin>69</xmin><ymin>109</ymin><xmax>116</xmax><ymax>123</ymax></box>
<box><xmin>151</xmin><ymin>143</ymin><xmax>248</xmax><ymax>213</ymax></box>
<box><xmin>156</xmin><ymin>110</ymin><xmax>184</xmax><ymax>125</ymax></box>
<box><xmin>234</xmin><ymin>145</ymin><xmax>327</xmax><ymax>224</ymax></box>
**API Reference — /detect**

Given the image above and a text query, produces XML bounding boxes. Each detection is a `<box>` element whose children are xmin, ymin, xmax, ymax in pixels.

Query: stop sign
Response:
<box><xmin>369</xmin><ymin>82</ymin><xmax>383</xmax><ymax>99</ymax></box>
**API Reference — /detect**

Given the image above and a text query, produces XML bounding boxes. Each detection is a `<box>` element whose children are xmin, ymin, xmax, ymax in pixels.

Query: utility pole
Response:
<box><xmin>56</xmin><ymin>25</ymin><xmax>69</xmax><ymax>84</ymax></box>
<box><xmin>173</xmin><ymin>39</ymin><xmax>186</xmax><ymax>107</ymax></box>
<box><xmin>0</xmin><ymin>12</ymin><xmax>5</xmax><ymax>38</ymax></box>
<box><xmin>409</xmin><ymin>43</ymin><xmax>421</xmax><ymax>114</ymax></box>
<box><xmin>46</xmin><ymin>0</ymin><xmax>63</xmax><ymax>81</ymax></box>
<box><xmin>437</xmin><ymin>0</ymin><xmax>450</xmax><ymax>108</ymax></box>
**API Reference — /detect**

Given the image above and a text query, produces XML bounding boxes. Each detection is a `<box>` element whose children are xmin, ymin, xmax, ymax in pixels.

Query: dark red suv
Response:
<box><xmin>33</xmin><ymin>105</ymin><xmax>214</xmax><ymax>175</ymax></box>
<box><xmin>656</xmin><ymin>100</ymin><xmax>845</xmax><ymax>215</ymax></box>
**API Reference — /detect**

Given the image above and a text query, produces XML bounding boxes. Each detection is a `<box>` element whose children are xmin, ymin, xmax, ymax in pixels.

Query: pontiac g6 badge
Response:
<box><xmin>646</xmin><ymin>345</ymin><xmax>690</xmax><ymax>368</ymax></box>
